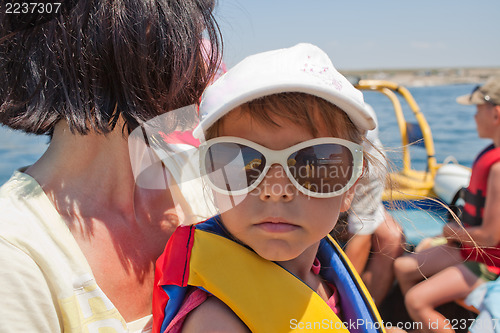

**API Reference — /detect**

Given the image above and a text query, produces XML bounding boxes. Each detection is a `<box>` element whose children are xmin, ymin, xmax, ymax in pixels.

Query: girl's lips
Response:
<box><xmin>255</xmin><ymin>218</ymin><xmax>299</xmax><ymax>233</ymax></box>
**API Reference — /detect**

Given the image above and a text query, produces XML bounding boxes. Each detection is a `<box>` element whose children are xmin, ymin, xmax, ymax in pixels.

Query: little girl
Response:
<box><xmin>152</xmin><ymin>43</ymin><xmax>388</xmax><ymax>333</ymax></box>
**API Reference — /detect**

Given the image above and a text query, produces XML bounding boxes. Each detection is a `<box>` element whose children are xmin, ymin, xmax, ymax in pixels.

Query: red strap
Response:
<box><xmin>152</xmin><ymin>225</ymin><xmax>195</xmax><ymax>333</ymax></box>
<box><xmin>156</xmin><ymin>225</ymin><xmax>195</xmax><ymax>286</ymax></box>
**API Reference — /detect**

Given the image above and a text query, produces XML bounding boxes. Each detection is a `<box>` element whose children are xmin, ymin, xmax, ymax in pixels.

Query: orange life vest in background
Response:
<box><xmin>461</xmin><ymin>144</ymin><xmax>500</xmax><ymax>271</ymax></box>
<box><xmin>462</xmin><ymin>144</ymin><xmax>500</xmax><ymax>226</ymax></box>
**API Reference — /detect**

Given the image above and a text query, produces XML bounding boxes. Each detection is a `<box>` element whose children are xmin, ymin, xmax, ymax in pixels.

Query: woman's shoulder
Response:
<box><xmin>0</xmin><ymin>170</ymin><xmax>89</xmax><ymax>276</ymax></box>
<box><xmin>0</xmin><ymin>170</ymin><xmax>39</xmax><ymax>199</ymax></box>
<box><xmin>0</xmin><ymin>171</ymin><xmax>59</xmax><ymax>233</ymax></box>
<box><xmin>0</xmin><ymin>171</ymin><xmax>47</xmax><ymax>232</ymax></box>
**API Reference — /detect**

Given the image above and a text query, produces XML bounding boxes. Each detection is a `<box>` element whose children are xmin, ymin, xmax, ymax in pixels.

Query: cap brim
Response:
<box><xmin>456</xmin><ymin>91</ymin><xmax>487</xmax><ymax>105</ymax></box>
<box><xmin>456</xmin><ymin>94</ymin><xmax>473</xmax><ymax>105</ymax></box>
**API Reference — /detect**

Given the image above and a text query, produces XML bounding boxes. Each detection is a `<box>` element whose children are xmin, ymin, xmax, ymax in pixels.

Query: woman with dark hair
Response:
<box><xmin>0</xmin><ymin>1</ymin><xmax>221</xmax><ymax>331</ymax></box>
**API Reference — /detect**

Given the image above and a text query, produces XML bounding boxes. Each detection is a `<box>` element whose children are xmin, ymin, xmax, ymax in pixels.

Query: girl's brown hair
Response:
<box><xmin>205</xmin><ymin>92</ymin><xmax>364</xmax><ymax>144</ymax></box>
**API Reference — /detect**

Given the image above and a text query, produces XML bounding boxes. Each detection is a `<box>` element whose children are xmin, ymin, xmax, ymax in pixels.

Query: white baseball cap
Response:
<box><xmin>193</xmin><ymin>43</ymin><xmax>376</xmax><ymax>139</ymax></box>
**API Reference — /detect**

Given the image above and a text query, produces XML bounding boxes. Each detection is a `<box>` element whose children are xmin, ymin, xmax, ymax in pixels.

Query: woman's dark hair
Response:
<box><xmin>0</xmin><ymin>0</ymin><xmax>222</xmax><ymax>135</ymax></box>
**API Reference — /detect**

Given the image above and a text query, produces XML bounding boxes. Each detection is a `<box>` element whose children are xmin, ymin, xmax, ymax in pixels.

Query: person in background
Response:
<box><xmin>342</xmin><ymin>105</ymin><xmax>404</xmax><ymax>306</ymax></box>
<box><xmin>394</xmin><ymin>76</ymin><xmax>500</xmax><ymax>333</ymax></box>
<box><xmin>0</xmin><ymin>1</ymin><xmax>221</xmax><ymax>332</ymax></box>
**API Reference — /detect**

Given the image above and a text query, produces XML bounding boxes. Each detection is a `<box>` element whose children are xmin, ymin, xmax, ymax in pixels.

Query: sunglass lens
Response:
<box><xmin>205</xmin><ymin>142</ymin><xmax>266</xmax><ymax>192</ymax></box>
<box><xmin>288</xmin><ymin>144</ymin><xmax>353</xmax><ymax>194</ymax></box>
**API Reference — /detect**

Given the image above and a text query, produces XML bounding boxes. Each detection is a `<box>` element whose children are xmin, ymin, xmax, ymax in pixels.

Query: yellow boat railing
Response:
<box><xmin>355</xmin><ymin>80</ymin><xmax>439</xmax><ymax>201</ymax></box>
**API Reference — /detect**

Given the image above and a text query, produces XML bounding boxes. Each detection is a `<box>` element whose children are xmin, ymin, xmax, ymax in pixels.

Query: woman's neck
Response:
<box><xmin>26</xmin><ymin>121</ymin><xmax>136</xmax><ymax>219</ymax></box>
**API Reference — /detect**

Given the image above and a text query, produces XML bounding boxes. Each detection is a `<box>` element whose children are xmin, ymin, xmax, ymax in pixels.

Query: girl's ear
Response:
<box><xmin>340</xmin><ymin>187</ymin><xmax>355</xmax><ymax>212</ymax></box>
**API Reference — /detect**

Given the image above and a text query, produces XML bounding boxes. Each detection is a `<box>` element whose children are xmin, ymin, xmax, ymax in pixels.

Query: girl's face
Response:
<box><xmin>214</xmin><ymin>108</ymin><xmax>354</xmax><ymax>262</ymax></box>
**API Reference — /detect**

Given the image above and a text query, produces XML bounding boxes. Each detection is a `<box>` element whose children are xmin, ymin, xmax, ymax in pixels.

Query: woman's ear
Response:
<box><xmin>340</xmin><ymin>187</ymin><xmax>355</xmax><ymax>212</ymax></box>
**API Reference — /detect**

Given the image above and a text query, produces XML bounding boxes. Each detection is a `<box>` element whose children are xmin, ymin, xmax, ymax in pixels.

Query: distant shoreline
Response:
<box><xmin>341</xmin><ymin>67</ymin><xmax>500</xmax><ymax>87</ymax></box>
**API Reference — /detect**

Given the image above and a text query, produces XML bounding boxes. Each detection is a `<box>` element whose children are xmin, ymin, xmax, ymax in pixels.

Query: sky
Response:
<box><xmin>213</xmin><ymin>0</ymin><xmax>500</xmax><ymax>70</ymax></box>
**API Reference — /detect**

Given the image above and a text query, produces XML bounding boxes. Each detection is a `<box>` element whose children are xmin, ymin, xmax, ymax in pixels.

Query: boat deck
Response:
<box><xmin>384</xmin><ymin>199</ymin><xmax>449</xmax><ymax>247</ymax></box>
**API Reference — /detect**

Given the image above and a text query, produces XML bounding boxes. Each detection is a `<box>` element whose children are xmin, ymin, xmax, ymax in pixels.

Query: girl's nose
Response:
<box><xmin>258</xmin><ymin>164</ymin><xmax>295</xmax><ymax>202</ymax></box>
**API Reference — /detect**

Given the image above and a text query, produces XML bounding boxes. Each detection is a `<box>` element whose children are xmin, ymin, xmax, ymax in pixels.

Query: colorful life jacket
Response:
<box><xmin>462</xmin><ymin>144</ymin><xmax>500</xmax><ymax>226</ymax></box>
<box><xmin>461</xmin><ymin>144</ymin><xmax>500</xmax><ymax>270</ymax></box>
<box><xmin>152</xmin><ymin>216</ymin><xmax>386</xmax><ymax>333</ymax></box>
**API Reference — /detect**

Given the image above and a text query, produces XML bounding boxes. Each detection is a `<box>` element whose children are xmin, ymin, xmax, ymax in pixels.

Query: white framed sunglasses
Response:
<box><xmin>199</xmin><ymin>136</ymin><xmax>363</xmax><ymax>198</ymax></box>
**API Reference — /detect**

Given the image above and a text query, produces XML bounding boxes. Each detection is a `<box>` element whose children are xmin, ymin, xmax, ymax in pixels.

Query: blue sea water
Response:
<box><xmin>363</xmin><ymin>83</ymin><xmax>490</xmax><ymax>170</ymax></box>
<box><xmin>0</xmin><ymin>128</ymin><xmax>49</xmax><ymax>184</ymax></box>
<box><xmin>0</xmin><ymin>83</ymin><xmax>491</xmax><ymax>186</ymax></box>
